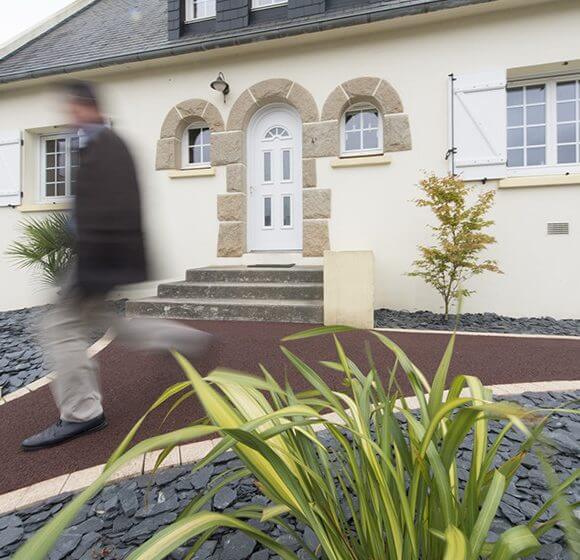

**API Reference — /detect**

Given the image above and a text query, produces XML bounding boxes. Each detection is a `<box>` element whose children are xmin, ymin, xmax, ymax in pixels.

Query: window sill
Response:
<box><xmin>331</xmin><ymin>154</ymin><xmax>391</xmax><ymax>169</ymax></box>
<box><xmin>499</xmin><ymin>174</ymin><xmax>580</xmax><ymax>189</ymax></box>
<box><xmin>19</xmin><ymin>202</ymin><xmax>73</xmax><ymax>213</ymax></box>
<box><xmin>169</xmin><ymin>168</ymin><xmax>216</xmax><ymax>179</ymax></box>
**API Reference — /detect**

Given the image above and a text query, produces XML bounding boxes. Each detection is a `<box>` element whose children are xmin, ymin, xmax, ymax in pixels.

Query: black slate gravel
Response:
<box><xmin>375</xmin><ymin>309</ymin><xmax>580</xmax><ymax>336</ymax></box>
<box><xmin>0</xmin><ymin>391</ymin><xmax>578</xmax><ymax>560</ymax></box>
<box><xmin>0</xmin><ymin>301</ymin><xmax>126</xmax><ymax>397</ymax></box>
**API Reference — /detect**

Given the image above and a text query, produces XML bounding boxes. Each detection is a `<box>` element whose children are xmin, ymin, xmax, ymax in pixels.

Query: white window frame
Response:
<box><xmin>507</xmin><ymin>76</ymin><xmax>580</xmax><ymax>177</ymax></box>
<box><xmin>340</xmin><ymin>103</ymin><xmax>383</xmax><ymax>157</ymax></box>
<box><xmin>184</xmin><ymin>0</ymin><xmax>216</xmax><ymax>22</ymax></box>
<box><xmin>251</xmin><ymin>0</ymin><xmax>287</xmax><ymax>10</ymax></box>
<box><xmin>39</xmin><ymin>132</ymin><xmax>78</xmax><ymax>203</ymax></box>
<box><xmin>182</xmin><ymin>124</ymin><xmax>211</xmax><ymax>169</ymax></box>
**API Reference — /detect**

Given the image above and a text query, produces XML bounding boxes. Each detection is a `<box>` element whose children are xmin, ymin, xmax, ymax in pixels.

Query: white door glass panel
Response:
<box><xmin>263</xmin><ymin>151</ymin><xmax>272</xmax><ymax>183</ymax></box>
<box><xmin>282</xmin><ymin>195</ymin><xmax>292</xmax><ymax>227</ymax></box>
<box><xmin>282</xmin><ymin>149</ymin><xmax>291</xmax><ymax>182</ymax></box>
<box><xmin>247</xmin><ymin>105</ymin><xmax>302</xmax><ymax>251</ymax></box>
<box><xmin>264</xmin><ymin>197</ymin><xmax>272</xmax><ymax>228</ymax></box>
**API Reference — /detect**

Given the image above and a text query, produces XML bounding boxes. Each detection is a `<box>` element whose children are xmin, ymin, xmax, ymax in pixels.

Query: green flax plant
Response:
<box><xmin>6</xmin><ymin>212</ymin><xmax>74</xmax><ymax>286</ymax></box>
<box><xmin>15</xmin><ymin>327</ymin><xmax>579</xmax><ymax>560</ymax></box>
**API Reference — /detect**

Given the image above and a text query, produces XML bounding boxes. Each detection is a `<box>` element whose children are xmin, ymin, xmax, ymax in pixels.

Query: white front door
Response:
<box><xmin>248</xmin><ymin>105</ymin><xmax>303</xmax><ymax>252</ymax></box>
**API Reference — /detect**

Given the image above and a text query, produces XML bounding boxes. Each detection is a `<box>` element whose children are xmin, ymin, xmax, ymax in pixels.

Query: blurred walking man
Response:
<box><xmin>22</xmin><ymin>81</ymin><xmax>211</xmax><ymax>450</ymax></box>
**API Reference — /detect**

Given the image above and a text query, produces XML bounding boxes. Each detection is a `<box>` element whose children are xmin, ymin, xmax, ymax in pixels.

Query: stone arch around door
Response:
<box><xmin>216</xmin><ymin>79</ymin><xmax>329</xmax><ymax>258</ymax></box>
<box><xmin>156</xmin><ymin>99</ymin><xmax>225</xmax><ymax>170</ymax></box>
<box><xmin>321</xmin><ymin>77</ymin><xmax>412</xmax><ymax>153</ymax></box>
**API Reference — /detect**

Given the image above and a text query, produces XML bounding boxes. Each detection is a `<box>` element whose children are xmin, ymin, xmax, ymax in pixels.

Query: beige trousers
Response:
<box><xmin>42</xmin><ymin>296</ymin><xmax>213</xmax><ymax>423</ymax></box>
<box><xmin>42</xmin><ymin>297</ymin><xmax>107</xmax><ymax>423</ymax></box>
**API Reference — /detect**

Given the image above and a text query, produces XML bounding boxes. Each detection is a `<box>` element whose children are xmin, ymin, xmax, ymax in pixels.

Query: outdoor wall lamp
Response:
<box><xmin>210</xmin><ymin>72</ymin><xmax>230</xmax><ymax>102</ymax></box>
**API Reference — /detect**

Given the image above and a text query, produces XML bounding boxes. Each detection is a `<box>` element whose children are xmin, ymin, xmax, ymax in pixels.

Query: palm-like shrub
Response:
<box><xmin>6</xmin><ymin>212</ymin><xmax>75</xmax><ymax>286</ymax></box>
<box><xmin>16</xmin><ymin>328</ymin><xmax>579</xmax><ymax>560</ymax></box>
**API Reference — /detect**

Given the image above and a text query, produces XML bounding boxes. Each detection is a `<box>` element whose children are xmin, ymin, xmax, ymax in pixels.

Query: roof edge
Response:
<box><xmin>0</xmin><ymin>0</ymin><xmax>98</xmax><ymax>60</ymax></box>
<box><xmin>0</xmin><ymin>0</ymin><xmax>495</xmax><ymax>85</ymax></box>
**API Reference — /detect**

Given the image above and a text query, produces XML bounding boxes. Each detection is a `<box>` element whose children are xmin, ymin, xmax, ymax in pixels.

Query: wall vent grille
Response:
<box><xmin>547</xmin><ymin>222</ymin><xmax>570</xmax><ymax>235</ymax></box>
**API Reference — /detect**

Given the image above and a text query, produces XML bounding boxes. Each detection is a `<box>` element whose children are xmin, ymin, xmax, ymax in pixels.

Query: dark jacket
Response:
<box><xmin>73</xmin><ymin>127</ymin><xmax>148</xmax><ymax>296</ymax></box>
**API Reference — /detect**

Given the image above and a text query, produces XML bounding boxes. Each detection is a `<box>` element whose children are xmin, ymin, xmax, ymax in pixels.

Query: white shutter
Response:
<box><xmin>0</xmin><ymin>130</ymin><xmax>22</xmax><ymax>207</ymax></box>
<box><xmin>450</xmin><ymin>70</ymin><xmax>507</xmax><ymax>181</ymax></box>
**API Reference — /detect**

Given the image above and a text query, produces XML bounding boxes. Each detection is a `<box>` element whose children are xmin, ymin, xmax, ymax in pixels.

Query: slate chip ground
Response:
<box><xmin>375</xmin><ymin>308</ymin><xmax>580</xmax><ymax>336</ymax></box>
<box><xmin>0</xmin><ymin>300</ymin><xmax>125</xmax><ymax>396</ymax></box>
<box><xmin>0</xmin><ymin>391</ymin><xmax>578</xmax><ymax>559</ymax></box>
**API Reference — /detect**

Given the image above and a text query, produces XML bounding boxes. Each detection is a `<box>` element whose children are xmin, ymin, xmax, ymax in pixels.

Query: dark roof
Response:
<box><xmin>0</xmin><ymin>0</ymin><xmax>492</xmax><ymax>84</ymax></box>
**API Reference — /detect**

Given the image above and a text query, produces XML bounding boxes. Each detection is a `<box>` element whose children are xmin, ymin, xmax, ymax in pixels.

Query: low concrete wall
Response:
<box><xmin>324</xmin><ymin>251</ymin><xmax>374</xmax><ymax>329</ymax></box>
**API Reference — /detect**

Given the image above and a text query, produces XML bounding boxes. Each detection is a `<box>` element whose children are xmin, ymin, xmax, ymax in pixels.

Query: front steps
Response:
<box><xmin>126</xmin><ymin>266</ymin><xmax>323</xmax><ymax>323</ymax></box>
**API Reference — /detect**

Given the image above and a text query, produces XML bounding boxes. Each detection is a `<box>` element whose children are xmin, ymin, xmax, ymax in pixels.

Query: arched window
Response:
<box><xmin>182</xmin><ymin>123</ymin><xmax>211</xmax><ymax>168</ymax></box>
<box><xmin>341</xmin><ymin>104</ymin><xmax>383</xmax><ymax>156</ymax></box>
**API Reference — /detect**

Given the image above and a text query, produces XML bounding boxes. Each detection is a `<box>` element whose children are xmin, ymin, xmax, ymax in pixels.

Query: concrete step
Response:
<box><xmin>126</xmin><ymin>297</ymin><xmax>323</xmax><ymax>324</ymax></box>
<box><xmin>158</xmin><ymin>281</ymin><xmax>323</xmax><ymax>301</ymax></box>
<box><xmin>185</xmin><ymin>266</ymin><xmax>323</xmax><ymax>284</ymax></box>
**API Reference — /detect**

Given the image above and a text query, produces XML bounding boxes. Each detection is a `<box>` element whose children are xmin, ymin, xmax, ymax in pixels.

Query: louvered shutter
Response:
<box><xmin>0</xmin><ymin>130</ymin><xmax>22</xmax><ymax>207</ymax></box>
<box><xmin>450</xmin><ymin>70</ymin><xmax>507</xmax><ymax>181</ymax></box>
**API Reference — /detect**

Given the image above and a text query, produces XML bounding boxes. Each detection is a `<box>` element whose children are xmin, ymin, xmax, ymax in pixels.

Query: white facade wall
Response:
<box><xmin>0</xmin><ymin>0</ymin><xmax>579</xmax><ymax>317</ymax></box>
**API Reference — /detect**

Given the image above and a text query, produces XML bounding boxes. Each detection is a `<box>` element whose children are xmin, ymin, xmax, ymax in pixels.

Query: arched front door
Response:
<box><xmin>247</xmin><ymin>105</ymin><xmax>303</xmax><ymax>252</ymax></box>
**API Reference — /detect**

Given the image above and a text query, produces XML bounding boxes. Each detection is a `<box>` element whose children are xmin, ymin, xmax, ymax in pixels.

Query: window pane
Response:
<box><xmin>45</xmin><ymin>183</ymin><xmax>55</xmax><ymax>197</ymax></box>
<box><xmin>507</xmin><ymin>88</ymin><xmax>523</xmax><ymax>106</ymax></box>
<box><xmin>263</xmin><ymin>152</ymin><xmax>272</xmax><ymax>182</ymax></box>
<box><xmin>525</xmin><ymin>85</ymin><xmax>545</xmax><ymax>104</ymax></box>
<box><xmin>46</xmin><ymin>154</ymin><xmax>56</xmax><ymax>167</ymax></box>
<box><xmin>558</xmin><ymin>145</ymin><xmax>577</xmax><ymax>164</ymax></box>
<box><xmin>56</xmin><ymin>139</ymin><xmax>66</xmax><ymax>152</ymax></box>
<box><xmin>57</xmin><ymin>168</ymin><xmax>66</xmax><ymax>181</ymax></box>
<box><xmin>282</xmin><ymin>150</ymin><xmax>291</xmax><ymax>181</ymax></box>
<box><xmin>507</xmin><ymin>149</ymin><xmax>524</xmax><ymax>168</ymax></box>
<box><xmin>193</xmin><ymin>147</ymin><xmax>202</xmax><ymax>163</ymax></box>
<box><xmin>526</xmin><ymin>105</ymin><xmax>545</xmax><ymax>125</ymax></box>
<box><xmin>56</xmin><ymin>182</ymin><xmax>66</xmax><ymax>197</ymax></box>
<box><xmin>189</xmin><ymin>128</ymin><xmax>202</xmax><ymax>147</ymax></box>
<box><xmin>46</xmin><ymin>140</ymin><xmax>56</xmax><ymax>153</ymax></box>
<box><xmin>363</xmin><ymin>110</ymin><xmax>379</xmax><ymax>129</ymax></box>
<box><xmin>57</xmin><ymin>154</ymin><xmax>66</xmax><ymax>168</ymax></box>
<box><xmin>188</xmin><ymin>148</ymin><xmax>194</xmax><ymax>164</ymax></box>
<box><xmin>507</xmin><ymin>128</ymin><xmax>524</xmax><ymax>148</ymax></box>
<box><xmin>558</xmin><ymin>123</ymin><xmax>576</xmax><ymax>144</ymax></box>
<box><xmin>507</xmin><ymin>107</ymin><xmax>523</xmax><ymax>127</ymax></box>
<box><xmin>345</xmin><ymin>112</ymin><xmax>361</xmax><ymax>131</ymax></box>
<box><xmin>557</xmin><ymin>82</ymin><xmax>576</xmax><ymax>101</ymax></box>
<box><xmin>283</xmin><ymin>196</ymin><xmax>291</xmax><ymax>227</ymax></box>
<box><xmin>202</xmin><ymin>146</ymin><xmax>211</xmax><ymax>163</ymax></box>
<box><xmin>557</xmin><ymin>102</ymin><xmax>576</xmax><ymax>122</ymax></box>
<box><xmin>526</xmin><ymin>126</ymin><xmax>545</xmax><ymax>146</ymax></box>
<box><xmin>345</xmin><ymin>131</ymin><xmax>361</xmax><ymax>152</ymax></box>
<box><xmin>264</xmin><ymin>197</ymin><xmax>272</xmax><ymax>228</ymax></box>
<box><xmin>46</xmin><ymin>169</ymin><xmax>56</xmax><ymax>182</ymax></box>
<box><xmin>527</xmin><ymin>147</ymin><xmax>545</xmax><ymax>166</ymax></box>
<box><xmin>362</xmin><ymin>129</ymin><xmax>379</xmax><ymax>150</ymax></box>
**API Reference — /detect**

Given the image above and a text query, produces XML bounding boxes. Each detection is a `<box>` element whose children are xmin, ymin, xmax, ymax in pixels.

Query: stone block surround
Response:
<box><xmin>155</xmin><ymin>77</ymin><xmax>412</xmax><ymax>258</ymax></box>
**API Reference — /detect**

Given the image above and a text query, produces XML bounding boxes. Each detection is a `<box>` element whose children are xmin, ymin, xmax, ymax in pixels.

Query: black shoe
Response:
<box><xmin>21</xmin><ymin>414</ymin><xmax>107</xmax><ymax>451</ymax></box>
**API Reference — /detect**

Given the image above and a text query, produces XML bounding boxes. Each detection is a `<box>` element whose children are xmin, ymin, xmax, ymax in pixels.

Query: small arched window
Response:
<box><xmin>182</xmin><ymin>123</ymin><xmax>211</xmax><ymax>168</ymax></box>
<box><xmin>341</xmin><ymin>104</ymin><xmax>383</xmax><ymax>156</ymax></box>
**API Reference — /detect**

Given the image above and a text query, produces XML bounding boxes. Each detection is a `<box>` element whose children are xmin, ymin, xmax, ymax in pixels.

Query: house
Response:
<box><xmin>0</xmin><ymin>0</ymin><xmax>578</xmax><ymax>319</ymax></box>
